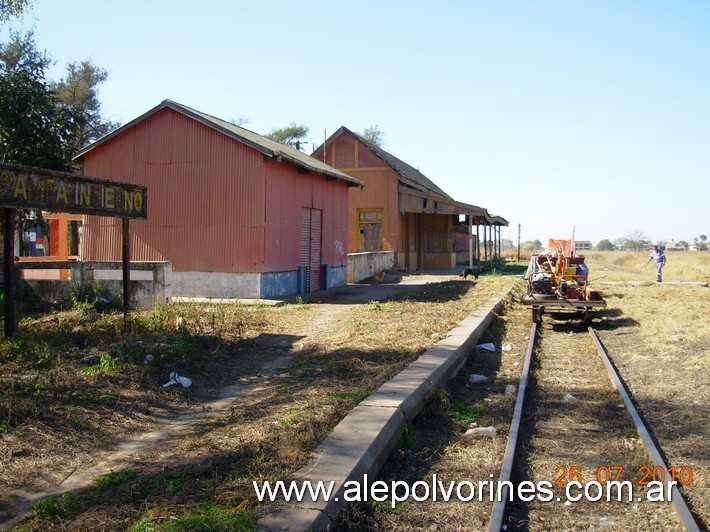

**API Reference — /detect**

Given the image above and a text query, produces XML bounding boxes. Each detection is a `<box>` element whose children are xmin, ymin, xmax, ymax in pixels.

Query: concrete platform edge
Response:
<box><xmin>257</xmin><ymin>289</ymin><xmax>510</xmax><ymax>531</ymax></box>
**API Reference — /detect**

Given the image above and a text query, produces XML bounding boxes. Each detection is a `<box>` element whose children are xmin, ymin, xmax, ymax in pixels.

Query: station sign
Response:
<box><xmin>0</xmin><ymin>162</ymin><xmax>147</xmax><ymax>218</ymax></box>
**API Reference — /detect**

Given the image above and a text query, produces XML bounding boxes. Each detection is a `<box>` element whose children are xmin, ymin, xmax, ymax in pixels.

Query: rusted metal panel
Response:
<box><xmin>81</xmin><ymin>107</ymin><xmax>350</xmax><ymax>277</ymax></box>
<box><xmin>309</xmin><ymin>208</ymin><xmax>322</xmax><ymax>291</ymax></box>
<box><xmin>319</xmin><ymin>183</ymin><xmax>348</xmax><ymax>267</ymax></box>
<box><xmin>299</xmin><ymin>207</ymin><xmax>322</xmax><ymax>292</ymax></box>
<box><xmin>83</xmin><ymin>109</ymin><xmax>269</xmax><ymax>272</ymax></box>
<box><xmin>300</xmin><ymin>207</ymin><xmax>311</xmax><ymax>290</ymax></box>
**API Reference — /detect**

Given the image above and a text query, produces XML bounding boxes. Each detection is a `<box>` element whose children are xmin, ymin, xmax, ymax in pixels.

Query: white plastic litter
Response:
<box><xmin>564</xmin><ymin>393</ymin><xmax>577</xmax><ymax>401</ymax></box>
<box><xmin>468</xmin><ymin>374</ymin><xmax>489</xmax><ymax>384</ymax></box>
<box><xmin>476</xmin><ymin>343</ymin><xmax>496</xmax><ymax>352</ymax></box>
<box><xmin>163</xmin><ymin>371</ymin><xmax>192</xmax><ymax>388</ymax></box>
<box><xmin>502</xmin><ymin>344</ymin><xmax>513</xmax><ymax>351</ymax></box>
<box><xmin>464</xmin><ymin>426</ymin><xmax>497</xmax><ymax>437</ymax></box>
<box><xmin>143</xmin><ymin>354</ymin><xmax>154</xmax><ymax>364</ymax></box>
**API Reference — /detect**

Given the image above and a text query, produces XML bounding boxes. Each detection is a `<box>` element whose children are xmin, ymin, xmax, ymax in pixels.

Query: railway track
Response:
<box><xmin>490</xmin><ymin>320</ymin><xmax>701</xmax><ymax>531</ymax></box>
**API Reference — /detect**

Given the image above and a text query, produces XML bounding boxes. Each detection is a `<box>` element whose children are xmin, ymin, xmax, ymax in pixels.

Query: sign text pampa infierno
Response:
<box><xmin>0</xmin><ymin>163</ymin><xmax>147</xmax><ymax>219</ymax></box>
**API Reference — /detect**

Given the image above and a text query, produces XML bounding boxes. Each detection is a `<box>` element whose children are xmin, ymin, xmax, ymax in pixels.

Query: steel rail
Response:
<box><xmin>488</xmin><ymin>322</ymin><xmax>537</xmax><ymax>531</ymax></box>
<box><xmin>588</xmin><ymin>327</ymin><xmax>700</xmax><ymax>532</ymax></box>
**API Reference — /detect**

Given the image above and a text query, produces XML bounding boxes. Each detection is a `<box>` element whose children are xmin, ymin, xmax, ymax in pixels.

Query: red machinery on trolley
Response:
<box><xmin>521</xmin><ymin>238</ymin><xmax>606</xmax><ymax>323</ymax></box>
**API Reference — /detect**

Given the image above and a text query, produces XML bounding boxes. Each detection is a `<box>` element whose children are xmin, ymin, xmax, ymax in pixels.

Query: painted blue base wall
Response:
<box><xmin>259</xmin><ymin>266</ymin><xmax>347</xmax><ymax>298</ymax></box>
<box><xmin>326</xmin><ymin>266</ymin><xmax>346</xmax><ymax>289</ymax></box>
<box><xmin>260</xmin><ymin>271</ymin><xmax>299</xmax><ymax>298</ymax></box>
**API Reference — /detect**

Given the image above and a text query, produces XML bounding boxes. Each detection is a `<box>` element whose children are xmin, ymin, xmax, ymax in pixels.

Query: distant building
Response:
<box><xmin>664</xmin><ymin>241</ymin><xmax>687</xmax><ymax>251</ymax></box>
<box><xmin>574</xmin><ymin>241</ymin><xmax>592</xmax><ymax>251</ymax></box>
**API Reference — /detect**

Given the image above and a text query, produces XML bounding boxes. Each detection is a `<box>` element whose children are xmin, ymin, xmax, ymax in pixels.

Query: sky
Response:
<box><xmin>4</xmin><ymin>0</ymin><xmax>709</xmax><ymax>246</ymax></box>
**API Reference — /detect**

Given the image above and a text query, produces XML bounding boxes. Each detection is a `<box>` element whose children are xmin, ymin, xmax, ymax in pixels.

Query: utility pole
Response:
<box><xmin>517</xmin><ymin>224</ymin><xmax>522</xmax><ymax>261</ymax></box>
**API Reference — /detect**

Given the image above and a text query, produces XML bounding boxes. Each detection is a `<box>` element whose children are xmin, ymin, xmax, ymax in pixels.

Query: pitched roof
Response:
<box><xmin>315</xmin><ymin>127</ymin><xmax>507</xmax><ymax>226</ymax></box>
<box><xmin>74</xmin><ymin>100</ymin><xmax>364</xmax><ymax>188</ymax></box>
<box><xmin>323</xmin><ymin>127</ymin><xmax>452</xmax><ymax>198</ymax></box>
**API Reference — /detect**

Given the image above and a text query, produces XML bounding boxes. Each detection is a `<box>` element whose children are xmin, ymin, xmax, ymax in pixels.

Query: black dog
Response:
<box><xmin>460</xmin><ymin>268</ymin><xmax>480</xmax><ymax>280</ymax></box>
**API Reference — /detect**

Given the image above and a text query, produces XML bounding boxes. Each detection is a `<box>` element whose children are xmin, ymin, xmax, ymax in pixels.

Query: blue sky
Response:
<box><xmin>5</xmin><ymin>0</ymin><xmax>709</xmax><ymax>246</ymax></box>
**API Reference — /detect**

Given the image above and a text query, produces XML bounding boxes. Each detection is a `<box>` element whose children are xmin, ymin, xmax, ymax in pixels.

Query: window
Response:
<box><xmin>358</xmin><ymin>209</ymin><xmax>383</xmax><ymax>251</ymax></box>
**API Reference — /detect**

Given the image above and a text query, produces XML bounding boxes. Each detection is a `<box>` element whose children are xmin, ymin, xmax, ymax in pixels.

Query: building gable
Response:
<box><xmin>313</xmin><ymin>127</ymin><xmax>451</xmax><ymax>199</ymax></box>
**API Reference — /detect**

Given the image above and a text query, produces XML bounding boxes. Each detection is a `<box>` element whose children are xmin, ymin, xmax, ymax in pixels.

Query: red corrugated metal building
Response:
<box><xmin>75</xmin><ymin>100</ymin><xmax>363</xmax><ymax>298</ymax></box>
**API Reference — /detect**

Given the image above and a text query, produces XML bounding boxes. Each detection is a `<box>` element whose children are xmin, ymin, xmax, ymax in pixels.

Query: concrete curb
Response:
<box><xmin>258</xmin><ymin>292</ymin><xmax>507</xmax><ymax>530</ymax></box>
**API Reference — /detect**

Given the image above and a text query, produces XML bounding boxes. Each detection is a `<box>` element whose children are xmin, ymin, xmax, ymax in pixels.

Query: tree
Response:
<box><xmin>596</xmin><ymin>239</ymin><xmax>615</xmax><ymax>251</ymax></box>
<box><xmin>228</xmin><ymin>115</ymin><xmax>249</xmax><ymax>127</ymax></box>
<box><xmin>0</xmin><ymin>29</ymin><xmax>78</xmax><ymax>254</ymax></box>
<box><xmin>265</xmin><ymin>122</ymin><xmax>309</xmax><ymax>150</ymax></box>
<box><xmin>623</xmin><ymin>229</ymin><xmax>649</xmax><ymax>251</ymax></box>
<box><xmin>0</xmin><ymin>0</ymin><xmax>32</xmax><ymax>24</ymax></box>
<box><xmin>0</xmin><ymin>31</ymin><xmax>77</xmax><ymax>171</ymax></box>
<box><xmin>522</xmin><ymin>240</ymin><xmax>543</xmax><ymax>252</ymax></box>
<box><xmin>52</xmin><ymin>60</ymin><xmax>119</xmax><ymax>150</ymax></box>
<box><xmin>360</xmin><ymin>125</ymin><xmax>384</xmax><ymax>147</ymax></box>
<box><xmin>0</xmin><ymin>29</ymin><xmax>50</xmax><ymax>72</ymax></box>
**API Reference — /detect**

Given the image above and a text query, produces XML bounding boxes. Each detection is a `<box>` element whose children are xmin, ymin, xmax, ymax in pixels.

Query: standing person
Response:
<box><xmin>646</xmin><ymin>245</ymin><xmax>666</xmax><ymax>282</ymax></box>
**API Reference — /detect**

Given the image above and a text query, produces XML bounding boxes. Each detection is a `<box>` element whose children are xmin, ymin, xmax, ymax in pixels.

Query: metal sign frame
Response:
<box><xmin>0</xmin><ymin>162</ymin><xmax>148</xmax><ymax>337</ymax></box>
<box><xmin>0</xmin><ymin>162</ymin><xmax>147</xmax><ymax>218</ymax></box>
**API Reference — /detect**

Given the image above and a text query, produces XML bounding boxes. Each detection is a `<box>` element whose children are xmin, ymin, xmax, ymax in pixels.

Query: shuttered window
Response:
<box><xmin>358</xmin><ymin>209</ymin><xmax>383</xmax><ymax>252</ymax></box>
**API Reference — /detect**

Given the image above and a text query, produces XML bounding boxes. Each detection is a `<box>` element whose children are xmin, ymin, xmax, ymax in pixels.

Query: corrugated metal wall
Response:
<box><xmin>263</xmin><ymin>161</ymin><xmax>348</xmax><ymax>271</ymax></box>
<box><xmin>82</xmin><ymin>108</ymin><xmax>349</xmax><ymax>275</ymax></box>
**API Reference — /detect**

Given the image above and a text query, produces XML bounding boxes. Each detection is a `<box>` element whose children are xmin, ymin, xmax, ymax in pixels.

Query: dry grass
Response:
<box><xmin>0</xmin><ymin>268</ymin><xmax>520</xmax><ymax>530</ymax></box>
<box><xmin>2</xmin><ymin>252</ymin><xmax>707</xmax><ymax>530</ymax></box>
<box><xmin>343</xmin><ymin>253</ymin><xmax>709</xmax><ymax>530</ymax></box>
<box><xmin>585</xmin><ymin>250</ymin><xmax>710</xmax><ymax>283</ymax></box>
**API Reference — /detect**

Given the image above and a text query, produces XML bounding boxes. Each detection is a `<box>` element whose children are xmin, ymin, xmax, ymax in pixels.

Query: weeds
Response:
<box><xmin>331</xmin><ymin>390</ymin><xmax>371</xmax><ymax>404</ymax></box>
<box><xmin>396</xmin><ymin>425</ymin><xmax>416</xmax><ymax>451</ymax></box>
<box><xmin>449</xmin><ymin>400</ymin><xmax>479</xmax><ymax>424</ymax></box>
<box><xmin>130</xmin><ymin>501</ymin><xmax>257</xmax><ymax>531</ymax></box>
<box><xmin>152</xmin><ymin>473</ymin><xmax>189</xmax><ymax>495</ymax></box>
<box><xmin>92</xmin><ymin>468</ymin><xmax>137</xmax><ymax>489</ymax></box>
<box><xmin>81</xmin><ymin>352</ymin><xmax>119</xmax><ymax>375</ymax></box>
<box><xmin>31</xmin><ymin>494</ymin><xmax>76</xmax><ymax>520</ymax></box>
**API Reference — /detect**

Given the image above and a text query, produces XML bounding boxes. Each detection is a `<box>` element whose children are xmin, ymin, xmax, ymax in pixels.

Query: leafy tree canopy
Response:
<box><xmin>596</xmin><ymin>239</ymin><xmax>615</xmax><ymax>251</ymax></box>
<box><xmin>52</xmin><ymin>60</ymin><xmax>119</xmax><ymax>150</ymax></box>
<box><xmin>0</xmin><ymin>28</ymin><xmax>49</xmax><ymax>72</ymax></box>
<box><xmin>1</xmin><ymin>30</ymin><xmax>116</xmax><ymax>168</ymax></box>
<box><xmin>0</xmin><ymin>31</ymin><xmax>77</xmax><ymax>171</ymax></box>
<box><xmin>360</xmin><ymin>125</ymin><xmax>384</xmax><ymax>147</ymax></box>
<box><xmin>521</xmin><ymin>240</ymin><xmax>543</xmax><ymax>252</ymax></box>
<box><xmin>265</xmin><ymin>122</ymin><xmax>309</xmax><ymax>150</ymax></box>
<box><xmin>0</xmin><ymin>0</ymin><xmax>32</xmax><ymax>24</ymax></box>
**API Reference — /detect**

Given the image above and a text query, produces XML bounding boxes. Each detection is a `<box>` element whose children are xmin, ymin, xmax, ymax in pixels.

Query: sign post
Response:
<box><xmin>3</xmin><ymin>208</ymin><xmax>17</xmax><ymax>337</ymax></box>
<box><xmin>0</xmin><ymin>162</ymin><xmax>147</xmax><ymax>337</ymax></box>
<box><xmin>122</xmin><ymin>218</ymin><xmax>130</xmax><ymax>325</ymax></box>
